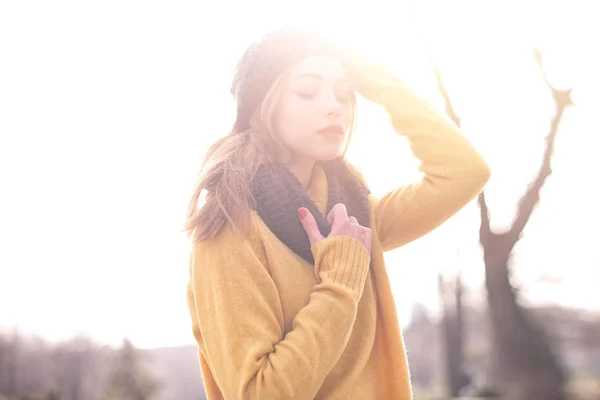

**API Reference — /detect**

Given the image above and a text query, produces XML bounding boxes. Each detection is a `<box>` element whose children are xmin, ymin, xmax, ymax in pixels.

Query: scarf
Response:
<box><xmin>251</xmin><ymin>159</ymin><xmax>370</xmax><ymax>264</ymax></box>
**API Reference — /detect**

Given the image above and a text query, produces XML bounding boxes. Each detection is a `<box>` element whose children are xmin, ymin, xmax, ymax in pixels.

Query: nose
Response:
<box><xmin>322</xmin><ymin>90</ymin><xmax>342</xmax><ymax>117</ymax></box>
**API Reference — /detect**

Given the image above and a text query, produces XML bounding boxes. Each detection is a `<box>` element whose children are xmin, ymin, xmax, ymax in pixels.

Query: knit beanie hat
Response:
<box><xmin>230</xmin><ymin>29</ymin><xmax>343</xmax><ymax>132</ymax></box>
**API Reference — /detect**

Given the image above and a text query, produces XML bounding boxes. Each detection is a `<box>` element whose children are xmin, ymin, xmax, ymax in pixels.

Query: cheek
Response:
<box><xmin>341</xmin><ymin>104</ymin><xmax>352</xmax><ymax>130</ymax></box>
<box><xmin>275</xmin><ymin>99</ymin><xmax>316</xmax><ymax>141</ymax></box>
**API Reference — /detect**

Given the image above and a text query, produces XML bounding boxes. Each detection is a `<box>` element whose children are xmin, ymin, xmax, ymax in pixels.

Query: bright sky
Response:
<box><xmin>1</xmin><ymin>0</ymin><xmax>599</xmax><ymax>349</ymax></box>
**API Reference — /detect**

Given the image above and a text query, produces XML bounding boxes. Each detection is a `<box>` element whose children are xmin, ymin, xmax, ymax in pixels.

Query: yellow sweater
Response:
<box><xmin>186</xmin><ymin>78</ymin><xmax>490</xmax><ymax>400</ymax></box>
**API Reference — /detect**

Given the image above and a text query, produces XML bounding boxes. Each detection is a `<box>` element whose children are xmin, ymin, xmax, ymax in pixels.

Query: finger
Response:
<box><xmin>327</xmin><ymin>203</ymin><xmax>349</xmax><ymax>226</ymax></box>
<box><xmin>326</xmin><ymin>208</ymin><xmax>334</xmax><ymax>225</ymax></box>
<box><xmin>349</xmin><ymin>216</ymin><xmax>358</xmax><ymax>225</ymax></box>
<box><xmin>298</xmin><ymin>208</ymin><xmax>323</xmax><ymax>246</ymax></box>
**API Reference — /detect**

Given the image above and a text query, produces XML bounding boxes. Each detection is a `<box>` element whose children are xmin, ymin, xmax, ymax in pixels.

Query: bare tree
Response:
<box><xmin>4</xmin><ymin>329</ymin><xmax>21</xmax><ymax>397</ymax></box>
<box><xmin>0</xmin><ymin>333</ymin><xmax>6</xmax><ymax>395</ymax></box>
<box><xmin>429</xmin><ymin>45</ymin><xmax>572</xmax><ymax>399</ymax></box>
<box><xmin>104</xmin><ymin>339</ymin><xmax>160</xmax><ymax>400</ymax></box>
<box><xmin>439</xmin><ymin>272</ymin><xmax>470</xmax><ymax>397</ymax></box>
<box><xmin>54</xmin><ymin>336</ymin><xmax>98</xmax><ymax>400</ymax></box>
<box><xmin>478</xmin><ymin>49</ymin><xmax>571</xmax><ymax>400</ymax></box>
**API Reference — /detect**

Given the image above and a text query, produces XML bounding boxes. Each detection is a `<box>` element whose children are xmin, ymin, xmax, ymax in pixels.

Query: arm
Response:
<box><xmin>358</xmin><ymin>70</ymin><xmax>490</xmax><ymax>251</ymax></box>
<box><xmin>188</xmin><ymin>226</ymin><xmax>371</xmax><ymax>400</ymax></box>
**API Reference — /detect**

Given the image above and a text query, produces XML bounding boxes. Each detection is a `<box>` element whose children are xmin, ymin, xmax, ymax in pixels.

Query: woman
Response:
<box><xmin>185</xmin><ymin>28</ymin><xmax>490</xmax><ymax>400</ymax></box>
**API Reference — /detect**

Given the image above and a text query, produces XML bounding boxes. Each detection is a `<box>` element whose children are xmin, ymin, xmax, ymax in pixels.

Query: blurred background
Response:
<box><xmin>1</xmin><ymin>0</ymin><xmax>599</xmax><ymax>399</ymax></box>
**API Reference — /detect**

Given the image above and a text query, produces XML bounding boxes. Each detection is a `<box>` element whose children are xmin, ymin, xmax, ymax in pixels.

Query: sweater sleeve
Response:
<box><xmin>188</xmin><ymin>226</ymin><xmax>371</xmax><ymax>400</ymax></box>
<box><xmin>370</xmin><ymin>77</ymin><xmax>491</xmax><ymax>251</ymax></box>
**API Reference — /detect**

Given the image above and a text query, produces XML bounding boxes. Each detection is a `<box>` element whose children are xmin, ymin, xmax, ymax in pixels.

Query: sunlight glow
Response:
<box><xmin>1</xmin><ymin>0</ymin><xmax>598</xmax><ymax>348</ymax></box>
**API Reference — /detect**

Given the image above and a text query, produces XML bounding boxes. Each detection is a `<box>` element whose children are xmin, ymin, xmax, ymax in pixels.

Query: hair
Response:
<box><xmin>185</xmin><ymin>66</ymin><xmax>357</xmax><ymax>243</ymax></box>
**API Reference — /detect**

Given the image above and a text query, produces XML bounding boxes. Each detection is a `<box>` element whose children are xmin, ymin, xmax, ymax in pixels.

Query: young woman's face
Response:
<box><xmin>274</xmin><ymin>56</ymin><xmax>354</xmax><ymax>163</ymax></box>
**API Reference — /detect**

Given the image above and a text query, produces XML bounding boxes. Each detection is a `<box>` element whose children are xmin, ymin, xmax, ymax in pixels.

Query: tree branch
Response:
<box><xmin>422</xmin><ymin>36</ymin><xmax>494</xmax><ymax>248</ymax></box>
<box><xmin>428</xmin><ymin>46</ymin><xmax>572</xmax><ymax>252</ymax></box>
<box><xmin>433</xmin><ymin>68</ymin><xmax>461</xmax><ymax>128</ymax></box>
<box><xmin>479</xmin><ymin>192</ymin><xmax>492</xmax><ymax>244</ymax></box>
<box><xmin>508</xmin><ymin>49</ymin><xmax>573</xmax><ymax>241</ymax></box>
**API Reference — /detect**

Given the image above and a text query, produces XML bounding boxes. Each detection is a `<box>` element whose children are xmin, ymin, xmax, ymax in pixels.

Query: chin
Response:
<box><xmin>313</xmin><ymin>147</ymin><xmax>345</xmax><ymax>162</ymax></box>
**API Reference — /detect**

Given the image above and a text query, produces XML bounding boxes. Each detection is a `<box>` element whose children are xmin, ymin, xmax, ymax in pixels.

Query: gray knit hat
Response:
<box><xmin>230</xmin><ymin>29</ymin><xmax>342</xmax><ymax>131</ymax></box>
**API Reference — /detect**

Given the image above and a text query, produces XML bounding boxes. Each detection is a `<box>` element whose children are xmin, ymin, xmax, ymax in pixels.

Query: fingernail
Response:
<box><xmin>298</xmin><ymin>208</ymin><xmax>307</xmax><ymax>220</ymax></box>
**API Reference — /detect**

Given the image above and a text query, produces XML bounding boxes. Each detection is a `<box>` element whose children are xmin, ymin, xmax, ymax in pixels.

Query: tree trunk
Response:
<box><xmin>476</xmin><ymin>48</ymin><xmax>571</xmax><ymax>399</ymax></box>
<box><xmin>481</xmin><ymin>232</ymin><xmax>567</xmax><ymax>399</ymax></box>
<box><xmin>439</xmin><ymin>274</ymin><xmax>470</xmax><ymax>397</ymax></box>
<box><xmin>422</xmin><ymin>36</ymin><xmax>572</xmax><ymax>397</ymax></box>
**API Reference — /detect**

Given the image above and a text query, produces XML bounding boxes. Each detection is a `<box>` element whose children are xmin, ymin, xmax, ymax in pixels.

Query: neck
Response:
<box><xmin>284</xmin><ymin>158</ymin><xmax>315</xmax><ymax>188</ymax></box>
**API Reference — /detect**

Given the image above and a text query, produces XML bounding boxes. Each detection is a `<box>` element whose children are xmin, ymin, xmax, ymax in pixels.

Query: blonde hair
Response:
<box><xmin>185</xmin><ymin>67</ymin><xmax>357</xmax><ymax>242</ymax></box>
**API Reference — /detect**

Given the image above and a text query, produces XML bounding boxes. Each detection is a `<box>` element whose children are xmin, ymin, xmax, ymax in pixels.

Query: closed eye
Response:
<box><xmin>295</xmin><ymin>88</ymin><xmax>318</xmax><ymax>100</ymax></box>
<box><xmin>335</xmin><ymin>90</ymin><xmax>352</xmax><ymax>104</ymax></box>
<box><xmin>334</xmin><ymin>81</ymin><xmax>353</xmax><ymax>104</ymax></box>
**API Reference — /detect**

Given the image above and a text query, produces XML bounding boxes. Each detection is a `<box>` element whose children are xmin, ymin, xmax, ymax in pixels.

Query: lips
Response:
<box><xmin>317</xmin><ymin>124</ymin><xmax>345</xmax><ymax>137</ymax></box>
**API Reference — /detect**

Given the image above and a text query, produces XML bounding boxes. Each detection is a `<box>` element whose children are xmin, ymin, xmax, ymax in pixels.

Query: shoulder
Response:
<box><xmin>190</xmin><ymin>212</ymin><xmax>269</xmax><ymax>271</ymax></box>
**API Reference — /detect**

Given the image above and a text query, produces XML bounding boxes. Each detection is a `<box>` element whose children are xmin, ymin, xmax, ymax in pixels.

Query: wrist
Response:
<box><xmin>311</xmin><ymin>236</ymin><xmax>371</xmax><ymax>294</ymax></box>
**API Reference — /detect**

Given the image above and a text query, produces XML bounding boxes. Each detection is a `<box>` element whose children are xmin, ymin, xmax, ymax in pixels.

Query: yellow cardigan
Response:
<box><xmin>186</xmin><ymin>78</ymin><xmax>490</xmax><ymax>400</ymax></box>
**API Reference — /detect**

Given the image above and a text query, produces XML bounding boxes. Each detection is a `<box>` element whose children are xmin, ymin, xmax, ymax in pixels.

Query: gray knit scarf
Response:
<box><xmin>251</xmin><ymin>158</ymin><xmax>370</xmax><ymax>264</ymax></box>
